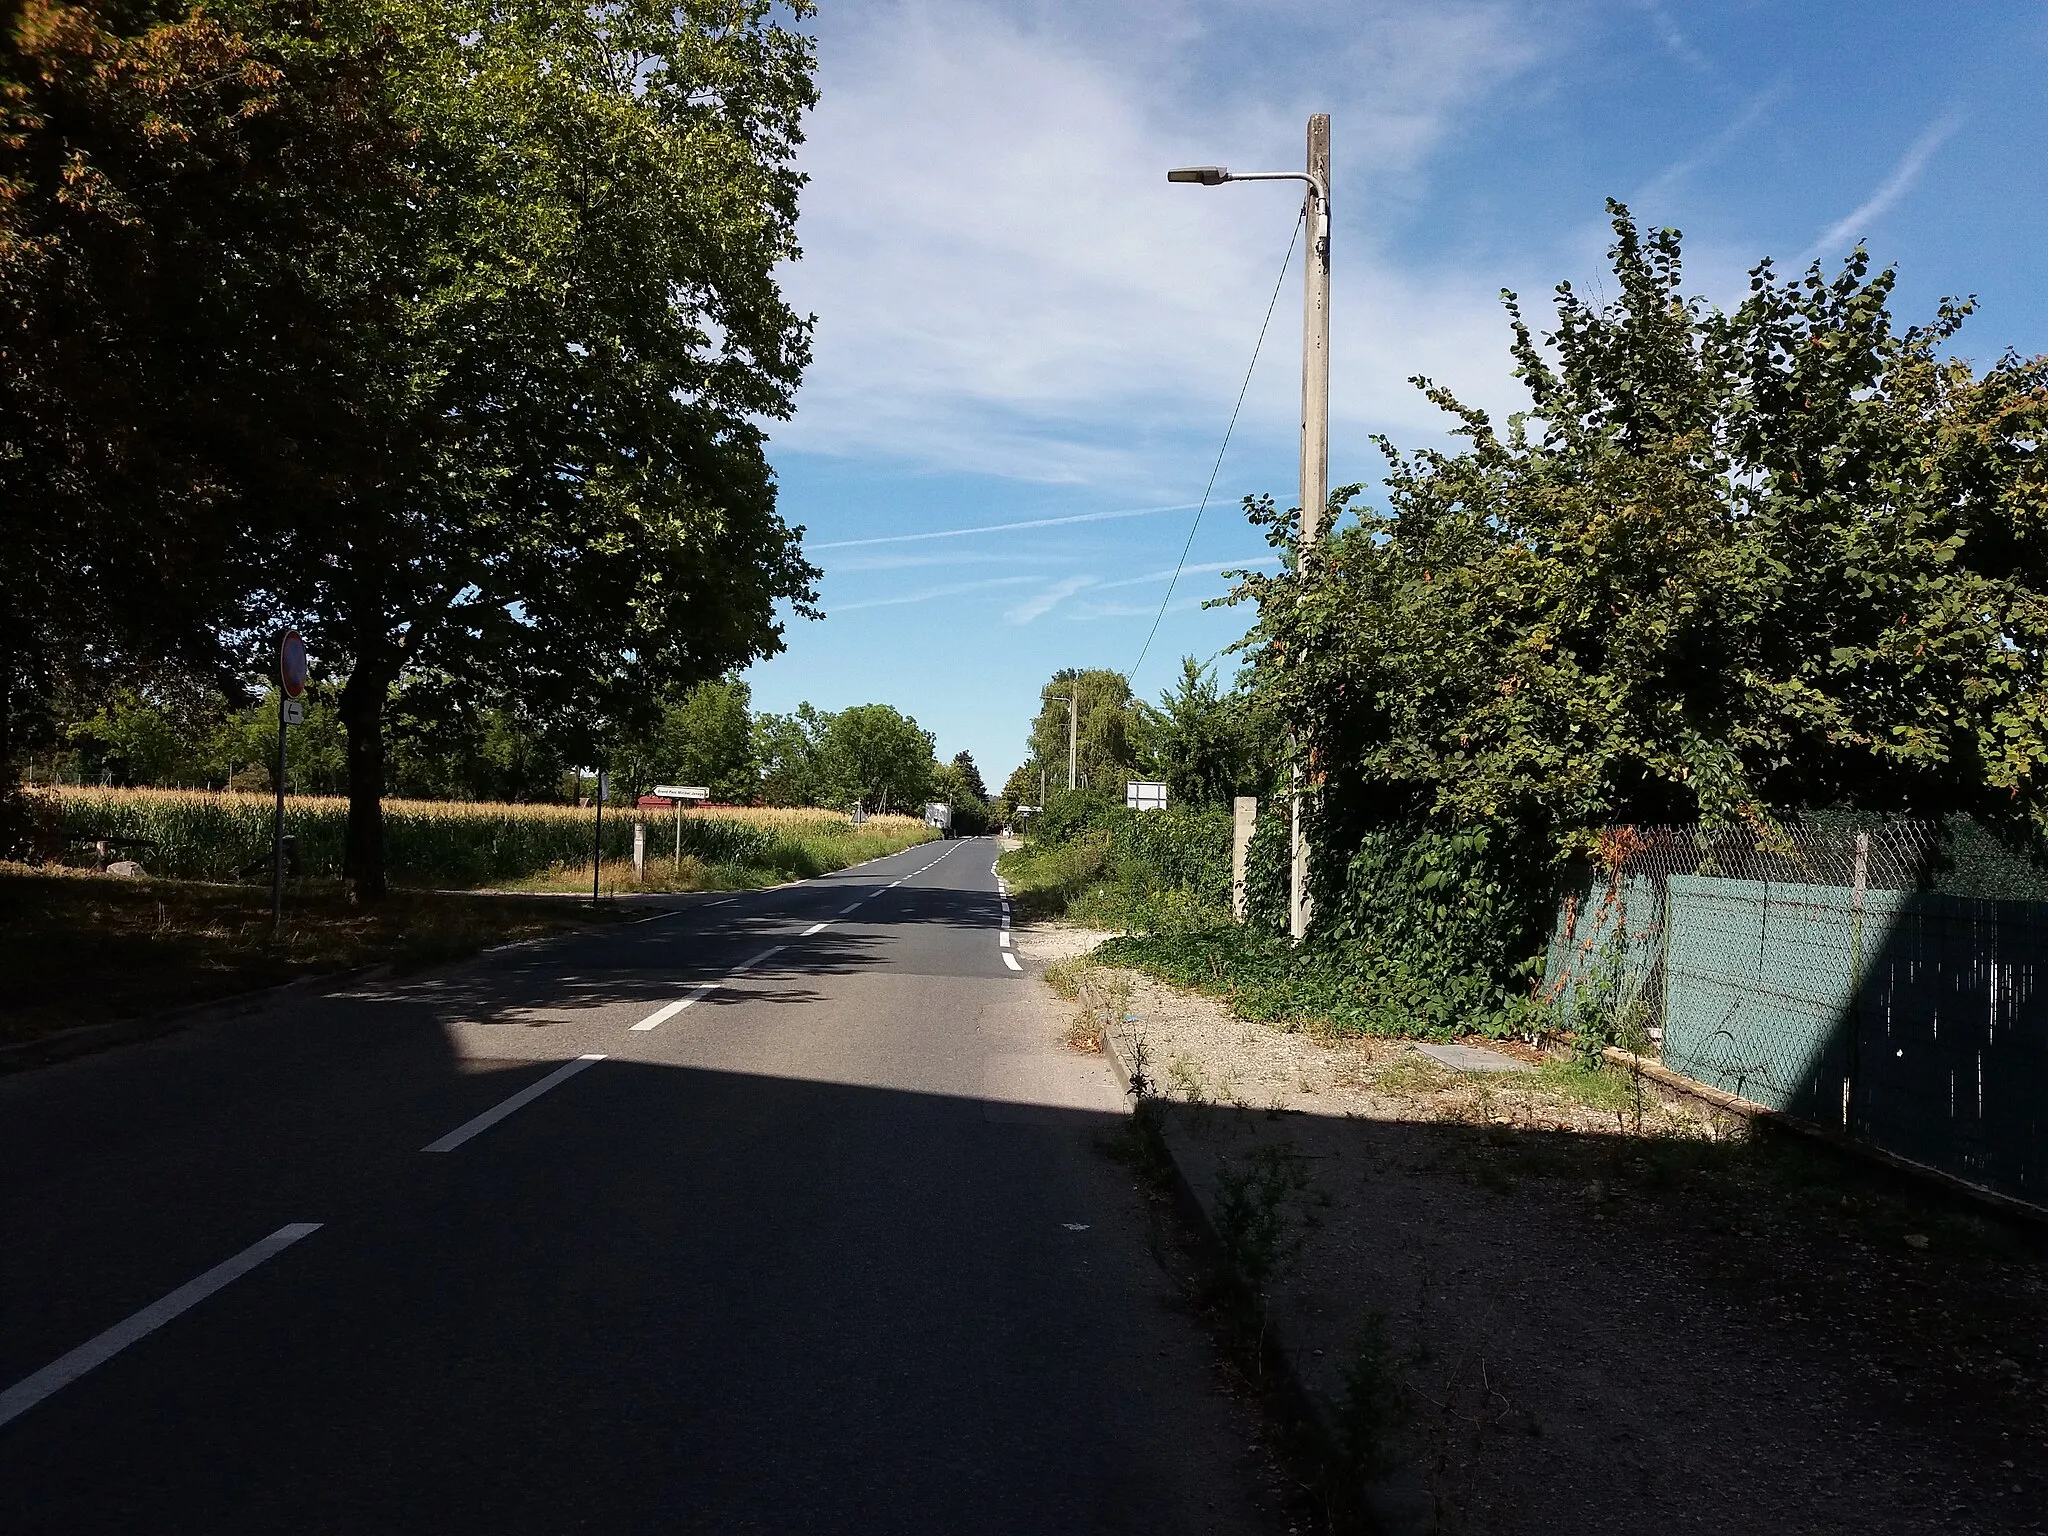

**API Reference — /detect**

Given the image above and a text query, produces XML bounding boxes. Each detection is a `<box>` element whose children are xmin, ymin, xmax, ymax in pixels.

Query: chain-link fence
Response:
<box><xmin>1543</xmin><ymin>819</ymin><xmax>2048</xmax><ymax>1207</ymax></box>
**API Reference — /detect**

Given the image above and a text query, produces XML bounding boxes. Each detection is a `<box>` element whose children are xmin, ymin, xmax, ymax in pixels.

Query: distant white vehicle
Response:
<box><xmin>924</xmin><ymin>802</ymin><xmax>954</xmax><ymax>836</ymax></box>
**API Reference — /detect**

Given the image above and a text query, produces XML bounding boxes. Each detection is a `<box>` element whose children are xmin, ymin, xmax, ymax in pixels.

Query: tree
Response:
<box><xmin>949</xmin><ymin>750</ymin><xmax>988</xmax><ymax>803</ymax></box>
<box><xmin>930</xmin><ymin>752</ymin><xmax>992</xmax><ymax>834</ymax></box>
<box><xmin>1026</xmin><ymin>668</ymin><xmax>1134</xmax><ymax>794</ymax></box>
<box><xmin>1234</xmin><ymin>201</ymin><xmax>2048</xmax><ymax>990</ymax></box>
<box><xmin>816</xmin><ymin>704</ymin><xmax>935</xmax><ymax>813</ymax></box>
<box><xmin>258</xmin><ymin>0</ymin><xmax>821</xmax><ymax>898</ymax></box>
<box><xmin>1132</xmin><ymin>656</ymin><xmax>1254</xmax><ymax>807</ymax></box>
<box><xmin>753</xmin><ymin>702</ymin><xmax>831</xmax><ymax>807</ymax></box>
<box><xmin>995</xmin><ymin>761</ymin><xmax>1039</xmax><ymax>825</ymax></box>
<box><xmin>0</xmin><ymin>0</ymin><xmax>409</xmax><ymax>795</ymax></box>
<box><xmin>618</xmin><ymin>678</ymin><xmax>754</xmax><ymax>802</ymax></box>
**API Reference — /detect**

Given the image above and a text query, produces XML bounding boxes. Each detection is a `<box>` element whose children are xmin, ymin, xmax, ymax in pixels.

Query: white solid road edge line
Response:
<box><xmin>423</xmin><ymin>1055</ymin><xmax>606</xmax><ymax>1152</ymax></box>
<box><xmin>631</xmin><ymin>984</ymin><xmax>716</xmax><ymax>1031</ymax></box>
<box><xmin>1002</xmin><ymin>951</ymin><xmax>1022</xmax><ymax>971</ymax></box>
<box><xmin>0</xmin><ymin>1222</ymin><xmax>323</xmax><ymax>1430</ymax></box>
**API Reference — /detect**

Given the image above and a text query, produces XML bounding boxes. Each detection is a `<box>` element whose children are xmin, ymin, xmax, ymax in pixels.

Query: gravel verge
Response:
<box><xmin>1023</xmin><ymin>921</ymin><xmax>2048</xmax><ymax>1535</ymax></box>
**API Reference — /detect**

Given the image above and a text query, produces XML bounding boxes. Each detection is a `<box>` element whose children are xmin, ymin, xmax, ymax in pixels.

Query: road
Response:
<box><xmin>0</xmin><ymin>838</ymin><xmax>1277</xmax><ymax>1533</ymax></box>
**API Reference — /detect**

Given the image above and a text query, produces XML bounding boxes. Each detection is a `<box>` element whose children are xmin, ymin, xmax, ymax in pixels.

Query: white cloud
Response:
<box><xmin>778</xmin><ymin>0</ymin><xmax>1554</xmax><ymax>493</ymax></box>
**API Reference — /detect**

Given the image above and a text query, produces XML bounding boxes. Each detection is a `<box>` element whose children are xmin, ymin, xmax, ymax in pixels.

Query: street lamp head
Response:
<box><xmin>1167</xmin><ymin>165</ymin><xmax>1229</xmax><ymax>186</ymax></box>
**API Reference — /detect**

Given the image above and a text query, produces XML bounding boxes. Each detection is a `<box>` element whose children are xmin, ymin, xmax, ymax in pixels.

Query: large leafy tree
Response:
<box><xmin>1132</xmin><ymin>656</ymin><xmax>1263</xmax><ymax>807</ymax></box>
<box><xmin>1235</xmin><ymin>203</ymin><xmax>2048</xmax><ymax>991</ymax></box>
<box><xmin>0</xmin><ymin>0</ymin><xmax>403</xmax><ymax>793</ymax></box>
<box><xmin>1026</xmin><ymin>667</ymin><xmax>1134</xmax><ymax>794</ymax></box>
<box><xmin>261</xmin><ymin>0</ymin><xmax>820</xmax><ymax>896</ymax></box>
<box><xmin>815</xmin><ymin>703</ymin><xmax>934</xmax><ymax>814</ymax></box>
<box><xmin>616</xmin><ymin>677</ymin><xmax>755</xmax><ymax>802</ymax></box>
<box><xmin>752</xmin><ymin>700</ymin><xmax>829</xmax><ymax>807</ymax></box>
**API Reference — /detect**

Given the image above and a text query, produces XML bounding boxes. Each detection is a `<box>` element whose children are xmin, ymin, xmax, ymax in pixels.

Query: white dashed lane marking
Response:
<box><xmin>1001</xmin><ymin>952</ymin><xmax>1022</xmax><ymax>972</ymax></box>
<box><xmin>0</xmin><ymin>1223</ymin><xmax>324</xmax><ymax>1429</ymax></box>
<box><xmin>631</xmin><ymin>984</ymin><xmax>716</xmax><ymax>1031</ymax></box>
<box><xmin>424</xmin><ymin>1055</ymin><xmax>607</xmax><ymax>1151</ymax></box>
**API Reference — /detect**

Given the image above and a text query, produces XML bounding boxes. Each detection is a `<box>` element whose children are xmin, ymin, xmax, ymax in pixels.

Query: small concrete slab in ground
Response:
<box><xmin>1413</xmin><ymin>1042</ymin><xmax>1535</xmax><ymax>1074</ymax></box>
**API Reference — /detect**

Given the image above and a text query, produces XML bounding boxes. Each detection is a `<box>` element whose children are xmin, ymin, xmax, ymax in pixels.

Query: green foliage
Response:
<box><xmin>6</xmin><ymin>0</ymin><xmax>828</xmax><ymax>897</ymax></box>
<box><xmin>615</xmin><ymin>678</ymin><xmax>756</xmax><ymax>803</ymax></box>
<box><xmin>1130</xmin><ymin>656</ymin><xmax>1271</xmax><ymax>807</ymax></box>
<box><xmin>1001</xmin><ymin>794</ymin><xmax>1232</xmax><ymax>931</ymax></box>
<box><xmin>816</xmin><ymin>703</ymin><xmax>936</xmax><ymax>813</ymax></box>
<box><xmin>1026</xmin><ymin>668</ymin><xmax>1135</xmax><ymax>795</ymax></box>
<box><xmin>948</xmin><ymin>750</ymin><xmax>988</xmax><ymax>802</ymax></box>
<box><xmin>1226</xmin><ymin>203</ymin><xmax>2048</xmax><ymax>1032</ymax></box>
<box><xmin>0</xmin><ymin>0</ymin><xmax>408</xmax><ymax>778</ymax></box>
<box><xmin>928</xmin><ymin>755</ymin><xmax>993</xmax><ymax>835</ymax></box>
<box><xmin>752</xmin><ymin>702</ymin><xmax>832</xmax><ymax>807</ymax></box>
<box><xmin>1241</xmin><ymin>803</ymin><xmax>1291</xmax><ymax>936</ymax></box>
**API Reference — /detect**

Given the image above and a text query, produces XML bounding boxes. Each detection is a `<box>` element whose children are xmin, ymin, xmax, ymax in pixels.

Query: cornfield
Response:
<box><xmin>38</xmin><ymin>787</ymin><xmax>935</xmax><ymax>887</ymax></box>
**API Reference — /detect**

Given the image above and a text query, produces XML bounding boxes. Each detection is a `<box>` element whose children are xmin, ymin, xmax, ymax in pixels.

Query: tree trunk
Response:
<box><xmin>339</xmin><ymin>663</ymin><xmax>391</xmax><ymax>903</ymax></box>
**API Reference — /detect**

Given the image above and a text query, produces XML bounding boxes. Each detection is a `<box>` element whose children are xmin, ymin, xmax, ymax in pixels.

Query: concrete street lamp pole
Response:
<box><xmin>1169</xmin><ymin>112</ymin><xmax>1331</xmax><ymax>940</ymax></box>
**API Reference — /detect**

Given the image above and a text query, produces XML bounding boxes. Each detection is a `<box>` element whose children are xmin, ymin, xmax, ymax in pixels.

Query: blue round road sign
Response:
<box><xmin>280</xmin><ymin>631</ymin><xmax>309</xmax><ymax>699</ymax></box>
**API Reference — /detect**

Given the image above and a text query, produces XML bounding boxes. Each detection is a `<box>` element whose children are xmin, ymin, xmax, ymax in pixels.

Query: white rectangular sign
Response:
<box><xmin>281</xmin><ymin>698</ymin><xmax>305</xmax><ymax>726</ymax></box>
<box><xmin>653</xmin><ymin>785</ymin><xmax>710</xmax><ymax>801</ymax></box>
<box><xmin>1126</xmin><ymin>780</ymin><xmax>1168</xmax><ymax>812</ymax></box>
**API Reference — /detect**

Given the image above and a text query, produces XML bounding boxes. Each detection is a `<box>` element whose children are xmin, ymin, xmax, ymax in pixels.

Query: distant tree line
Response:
<box><xmin>2</xmin><ymin>0</ymin><xmax>823</xmax><ymax>897</ymax></box>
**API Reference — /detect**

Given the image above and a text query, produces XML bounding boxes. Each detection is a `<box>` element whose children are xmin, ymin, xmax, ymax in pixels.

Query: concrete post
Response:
<box><xmin>1067</xmin><ymin>684</ymin><xmax>1078</xmax><ymax>792</ymax></box>
<box><xmin>633</xmin><ymin>820</ymin><xmax>646</xmax><ymax>883</ymax></box>
<box><xmin>1232</xmin><ymin>797</ymin><xmax>1257</xmax><ymax>921</ymax></box>
<box><xmin>1291</xmin><ymin>112</ymin><xmax>1331</xmax><ymax>942</ymax></box>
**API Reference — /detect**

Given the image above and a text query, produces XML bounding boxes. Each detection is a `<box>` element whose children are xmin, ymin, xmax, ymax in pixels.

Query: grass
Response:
<box><xmin>31</xmin><ymin>786</ymin><xmax>934</xmax><ymax>889</ymax></box>
<box><xmin>506</xmin><ymin>820</ymin><xmax>935</xmax><ymax>895</ymax></box>
<box><xmin>995</xmin><ymin>838</ymin><xmax>1232</xmax><ymax>933</ymax></box>
<box><xmin>0</xmin><ymin>862</ymin><xmax>630</xmax><ymax>1049</ymax></box>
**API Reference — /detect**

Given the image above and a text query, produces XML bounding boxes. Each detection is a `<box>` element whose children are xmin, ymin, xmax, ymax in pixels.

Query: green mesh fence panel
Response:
<box><xmin>1544</xmin><ymin>821</ymin><xmax>2048</xmax><ymax>1206</ymax></box>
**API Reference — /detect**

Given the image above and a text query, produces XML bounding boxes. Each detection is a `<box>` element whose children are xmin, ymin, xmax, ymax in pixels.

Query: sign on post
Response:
<box><xmin>654</xmin><ymin>785</ymin><xmax>710</xmax><ymax>801</ymax></box>
<box><xmin>279</xmin><ymin>631</ymin><xmax>309</xmax><ymax>699</ymax></box>
<box><xmin>281</xmin><ymin>698</ymin><xmax>305</xmax><ymax>726</ymax></box>
<box><xmin>1126</xmin><ymin>780</ymin><xmax>1168</xmax><ymax>813</ymax></box>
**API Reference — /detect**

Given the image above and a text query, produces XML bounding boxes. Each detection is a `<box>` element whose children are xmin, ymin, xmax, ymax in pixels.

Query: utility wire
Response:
<box><xmin>1127</xmin><ymin>209</ymin><xmax>1304</xmax><ymax>693</ymax></box>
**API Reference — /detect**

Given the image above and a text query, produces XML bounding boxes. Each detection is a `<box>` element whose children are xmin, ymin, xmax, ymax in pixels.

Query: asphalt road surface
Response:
<box><xmin>1</xmin><ymin>838</ymin><xmax>1277</xmax><ymax>1533</ymax></box>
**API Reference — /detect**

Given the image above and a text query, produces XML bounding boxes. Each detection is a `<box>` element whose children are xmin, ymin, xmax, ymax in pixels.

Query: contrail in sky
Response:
<box><xmin>1803</xmin><ymin>112</ymin><xmax>1962</xmax><ymax>263</ymax></box>
<box><xmin>812</xmin><ymin>502</ymin><xmax>1200</xmax><ymax>550</ymax></box>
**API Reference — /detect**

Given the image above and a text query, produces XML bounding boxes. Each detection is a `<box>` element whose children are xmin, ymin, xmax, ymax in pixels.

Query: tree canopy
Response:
<box><xmin>2</xmin><ymin>0</ymin><xmax>825</xmax><ymax>891</ymax></box>
<box><xmin>1231</xmin><ymin>203</ymin><xmax>2048</xmax><ymax>1008</ymax></box>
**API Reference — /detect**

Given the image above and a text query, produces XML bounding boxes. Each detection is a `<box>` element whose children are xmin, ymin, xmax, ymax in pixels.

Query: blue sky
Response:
<box><xmin>744</xmin><ymin>0</ymin><xmax>2048</xmax><ymax>790</ymax></box>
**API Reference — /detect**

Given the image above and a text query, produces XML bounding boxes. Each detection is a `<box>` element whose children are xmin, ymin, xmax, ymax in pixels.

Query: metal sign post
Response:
<box><xmin>653</xmin><ymin>785</ymin><xmax>708</xmax><ymax>873</ymax></box>
<box><xmin>273</xmin><ymin>632</ymin><xmax>309</xmax><ymax>934</ymax></box>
